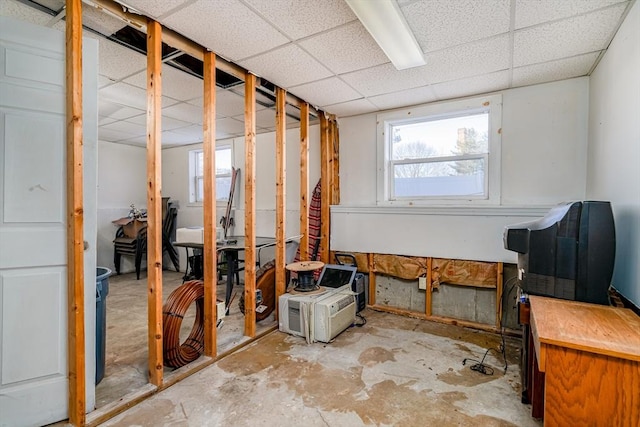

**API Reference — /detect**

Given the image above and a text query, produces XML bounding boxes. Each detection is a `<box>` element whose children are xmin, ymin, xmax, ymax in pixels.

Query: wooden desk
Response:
<box><xmin>529</xmin><ymin>296</ymin><xmax>640</xmax><ymax>426</ymax></box>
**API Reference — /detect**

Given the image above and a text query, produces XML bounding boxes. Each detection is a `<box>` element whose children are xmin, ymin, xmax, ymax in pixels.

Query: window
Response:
<box><xmin>377</xmin><ymin>94</ymin><xmax>502</xmax><ymax>205</ymax></box>
<box><xmin>189</xmin><ymin>146</ymin><xmax>233</xmax><ymax>204</ymax></box>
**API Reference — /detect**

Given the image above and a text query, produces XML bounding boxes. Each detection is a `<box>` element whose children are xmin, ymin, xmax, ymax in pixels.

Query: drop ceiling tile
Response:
<box><xmin>512</xmin><ymin>52</ymin><xmax>601</xmax><ymax>87</ymax></box>
<box><xmin>340</xmin><ymin>35</ymin><xmax>509</xmax><ymax>98</ymax></box>
<box><xmin>98</xmin><ymin>39</ymin><xmax>146</xmax><ymax>80</ymax></box>
<box><xmin>239</xmin><ymin>44</ymin><xmax>333</xmax><ymax>88</ymax></box>
<box><xmin>124</xmin><ymin>66</ymin><xmax>203</xmax><ymax>101</ymax></box>
<box><xmin>101</xmin><ymin>82</ymin><xmax>179</xmax><ymax>110</ymax></box>
<box><xmin>216</xmin><ymin>117</ymin><xmax>245</xmax><ymax>137</ymax></box>
<box><xmin>98</xmin><ymin>75</ymin><xmax>116</xmax><ymax>88</ymax></box>
<box><xmin>289</xmin><ymin>77</ymin><xmax>362</xmax><ymax>108</ymax></box>
<box><xmin>117</xmin><ymin>0</ymin><xmax>192</xmax><ymax>19</ymax></box>
<box><xmin>108</xmin><ymin>107</ymin><xmax>146</xmax><ymax>121</ymax></box>
<box><xmin>163</xmin><ymin>102</ymin><xmax>204</xmax><ymax>124</ymax></box>
<box><xmin>118</xmin><ymin>135</ymin><xmax>147</xmax><ymax>146</ymax></box>
<box><xmin>240</xmin><ymin>44</ymin><xmax>331</xmax><ymax>88</ymax></box>
<box><xmin>161</xmin><ymin>130</ymin><xmax>199</xmax><ymax>146</ymax></box>
<box><xmin>254</xmin><ymin>108</ymin><xmax>276</xmax><ymax>129</ymax></box>
<box><xmin>172</xmin><ymin>124</ymin><xmax>203</xmax><ymax>140</ymax></box>
<box><xmin>98</xmin><ymin>126</ymin><xmax>138</xmax><ymax>142</ymax></box>
<box><xmin>82</xmin><ymin>4</ymin><xmax>126</xmax><ymax>36</ymax></box>
<box><xmin>98</xmin><ymin>99</ymin><xmax>123</xmax><ymax>118</ymax></box>
<box><xmin>431</xmin><ymin>70</ymin><xmax>510</xmax><ymax>101</ymax></box>
<box><xmin>515</xmin><ymin>0</ymin><xmax>625</xmax><ymax>29</ymax></box>
<box><xmin>98</xmin><ymin>116</ymin><xmax>117</xmax><ymax>126</ymax></box>
<box><xmin>403</xmin><ymin>0</ymin><xmax>511</xmax><ymax>52</ymax></box>
<box><xmin>244</xmin><ymin>0</ymin><xmax>356</xmax><ymax>39</ymax></box>
<box><xmin>299</xmin><ymin>21</ymin><xmax>389</xmax><ymax>74</ymax></box>
<box><xmin>340</xmin><ymin>63</ymin><xmax>431</xmax><ymax>97</ymax></box>
<box><xmin>323</xmin><ymin>98</ymin><xmax>378</xmax><ymax>118</ymax></box>
<box><xmin>125</xmin><ymin>113</ymin><xmax>193</xmax><ymax>131</ymax></box>
<box><xmin>513</xmin><ymin>4</ymin><xmax>627</xmax><ymax>66</ymax></box>
<box><xmin>162</xmin><ymin>0</ymin><xmax>289</xmax><ymax>62</ymax></box>
<box><xmin>368</xmin><ymin>86</ymin><xmax>437</xmax><ymax>111</ymax></box>
<box><xmin>100</xmin><ymin>83</ymin><xmax>148</xmax><ymax>110</ymax></box>
<box><xmin>215</xmin><ymin>89</ymin><xmax>247</xmax><ymax>118</ymax></box>
<box><xmin>0</xmin><ymin>0</ymin><xmax>51</xmax><ymax>26</ymax></box>
<box><xmin>424</xmin><ymin>35</ymin><xmax>511</xmax><ymax>84</ymax></box>
<box><xmin>101</xmin><ymin>120</ymin><xmax>147</xmax><ymax>136</ymax></box>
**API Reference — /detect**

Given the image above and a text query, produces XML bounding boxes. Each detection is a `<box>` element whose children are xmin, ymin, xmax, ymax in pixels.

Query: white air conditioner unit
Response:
<box><xmin>313</xmin><ymin>288</ymin><xmax>356</xmax><ymax>343</ymax></box>
<box><xmin>278</xmin><ymin>285</ymin><xmax>355</xmax><ymax>343</ymax></box>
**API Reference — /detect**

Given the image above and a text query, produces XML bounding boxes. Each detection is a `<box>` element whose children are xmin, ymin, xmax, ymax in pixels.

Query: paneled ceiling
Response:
<box><xmin>2</xmin><ymin>0</ymin><xmax>634</xmax><ymax>147</ymax></box>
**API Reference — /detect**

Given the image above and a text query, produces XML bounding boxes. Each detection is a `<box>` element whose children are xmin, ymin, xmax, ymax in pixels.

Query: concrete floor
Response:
<box><xmin>96</xmin><ymin>270</ymin><xmax>275</xmax><ymax>409</ymax></box>
<box><xmin>98</xmin><ymin>297</ymin><xmax>542</xmax><ymax>426</ymax></box>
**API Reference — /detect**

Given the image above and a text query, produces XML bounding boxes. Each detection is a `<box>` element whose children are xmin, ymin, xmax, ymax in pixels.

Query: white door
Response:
<box><xmin>0</xmin><ymin>16</ymin><xmax>98</xmax><ymax>426</ymax></box>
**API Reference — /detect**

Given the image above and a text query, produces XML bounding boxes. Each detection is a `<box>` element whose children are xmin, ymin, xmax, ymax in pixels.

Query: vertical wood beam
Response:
<box><xmin>65</xmin><ymin>0</ymin><xmax>85</xmax><ymax>424</ymax></box>
<box><xmin>146</xmin><ymin>19</ymin><xmax>163</xmax><ymax>386</ymax></box>
<box><xmin>275</xmin><ymin>88</ymin><xmax>287</xmax><ymax>301</ymax></box>
<box><xmin>368</xmin><ymin>253</ymin><xmax>376</xmax><ymax>306</ymax></box>
<box><xmin>425</xmin><ymin>257</ymin><xmax>433</xmax><ymax>317</ymax></box>
<box><xmin>202</xmin><ymin>50</ymin><xmax>217</xmax><ymax>356</ymax></box>
<box><xmin>331</xmin><ymin>118</ymin><xmax>340</xmax><ymax>205</ymax></box>
<box><xmin>496</xmin><ymin>262</ymin><xmax>504</xmax><ymax>328</ymax></box>
<box><xmin>319</xmin><ymin>114</ymin><xmax>330</xmax><ymax>263</ymax></box>
<box><xmin>244</xmin><ymin>73</ymin><xmax>257</xmax><ymax>337</ymax></box>
<box><xmin>299</xmin><ymin>103</ymin><xmax>309</xmax><ymax>261</ymax></box>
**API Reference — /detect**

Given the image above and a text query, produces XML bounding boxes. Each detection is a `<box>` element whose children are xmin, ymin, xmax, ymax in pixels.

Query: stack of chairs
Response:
<box><xmin>113</xmin><ymin>199</ymin><xmax>180</xmax><ymax>279</ymax></box>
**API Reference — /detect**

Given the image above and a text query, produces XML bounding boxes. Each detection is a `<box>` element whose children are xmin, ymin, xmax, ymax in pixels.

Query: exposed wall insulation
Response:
<box><xmin>372</xmin><ymin>254</ymin><xmax>428</xmax><ymax>280</ymax></box>
<box><xmin>432</xmin><ymin>259</ymin><xmax>498</xmax><ymax>289</ymax></box>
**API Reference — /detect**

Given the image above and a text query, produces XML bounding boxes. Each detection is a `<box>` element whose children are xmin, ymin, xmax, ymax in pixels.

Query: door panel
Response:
<box><xmin>0</xmin><ymin>16</ymin><xmax>98</xmax><ymax>426</ymax></box>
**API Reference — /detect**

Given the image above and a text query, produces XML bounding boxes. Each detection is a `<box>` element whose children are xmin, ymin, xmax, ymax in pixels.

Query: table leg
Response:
<box><xmin>224</xmin><ymin>250</ymin><xmax>238</xmax><ymax>315</ymax></box>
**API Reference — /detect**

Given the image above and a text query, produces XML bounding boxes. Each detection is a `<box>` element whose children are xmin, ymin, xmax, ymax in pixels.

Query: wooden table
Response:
<box><xmin>529</xmin><ymin>296</ymin><xmax>640</xmax><ymax>426</ymax></box>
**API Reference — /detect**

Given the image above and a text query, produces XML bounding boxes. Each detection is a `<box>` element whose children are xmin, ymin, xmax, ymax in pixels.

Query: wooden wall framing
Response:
<box><xmin>202</xmin><ymin>50</ymin><xmax>217</xmax><ymax>356</ymax></box>
<box><xmin>65</xmin><ymin>0</ymin><xmax>85</xmax><ymax>424</ymax></box>
<box><xmin>348</xmin><ymin>251</ymin><xmax>507</xmax><ymax>333</ymax></box>
<box><xmin>145</xmin><ymin>19</ymin><xmax>163</xmax><ymax>386</ymax></box>
<box><xmin>64</xmin><ymin>3</ymin><xmax>338</xmax><ymax>424</ymax></box>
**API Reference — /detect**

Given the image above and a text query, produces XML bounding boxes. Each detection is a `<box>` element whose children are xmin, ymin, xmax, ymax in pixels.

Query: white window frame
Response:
<box><xmin>376</xmin><ymin>94</ymin><xmax>502</xmax><ymax>206</ymax></box>
<box><xmin>188</xmin><ymin>144</ymin><xmax>233</xmax><ymax>205</ymax></box>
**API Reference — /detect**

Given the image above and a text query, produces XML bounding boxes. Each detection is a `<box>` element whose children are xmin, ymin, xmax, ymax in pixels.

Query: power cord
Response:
<box><xmin>354</xmin><ymin>312</ymin><xmax>367</xmax><ymax>327</ymax></box>
<box><xmin>462</xmin><ymin>276</ymin><xmax>518</xmax><ymax>376</ymax></box>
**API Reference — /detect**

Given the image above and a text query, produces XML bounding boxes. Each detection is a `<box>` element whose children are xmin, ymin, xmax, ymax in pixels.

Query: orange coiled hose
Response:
<box><xmin>162</xmin><ymin>280</ymin><xmax>204</xmax><ymax>368</ymax></box>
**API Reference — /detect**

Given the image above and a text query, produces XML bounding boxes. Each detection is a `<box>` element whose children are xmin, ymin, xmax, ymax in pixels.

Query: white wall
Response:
<box><xmin>96</xmin><ymin>141</ymin><xmax>147</xmax><ymax>271</ymax></box>
<box><xmin>588</xmin><ymin>1</ymin><xmax>640</xmax><ymax>307</ymax></box>
<box><xmin>161</xmin><ymin>125</ymin><xmax>322</xmax><ymax>267</ymax></box>
<box><xmin>335</xmin><ymin>78</ymin><xmax>590</xmax><ymax>262</ymax></box>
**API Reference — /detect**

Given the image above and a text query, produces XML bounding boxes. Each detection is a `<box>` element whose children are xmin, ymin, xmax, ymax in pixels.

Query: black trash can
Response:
<box><xmin>96</xmin><ymin>267</ymin><xmax>111</xmax><ymax>385</ymax></box>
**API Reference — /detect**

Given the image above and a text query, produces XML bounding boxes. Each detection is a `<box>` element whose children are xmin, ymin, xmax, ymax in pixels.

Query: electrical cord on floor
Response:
<box><xmin>354</xmin><ymin>313</ymin><xmax>367</xmax><ymax>327</ymax></box>
<box><xmin>462</xmin><ymin>276</ymin><xmax>518</xmax><ymax>376</ymax></box>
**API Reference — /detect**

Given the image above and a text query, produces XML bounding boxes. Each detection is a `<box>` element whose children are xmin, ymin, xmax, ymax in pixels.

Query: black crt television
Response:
<box><xmin>503</xmin><ymin>201</ymin><xmax>616</xmax><ymax>305</ymax></box>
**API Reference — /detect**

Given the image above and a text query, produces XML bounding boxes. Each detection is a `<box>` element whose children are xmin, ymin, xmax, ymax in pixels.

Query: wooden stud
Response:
<box><xmin>202</xmin><ymin>50</ymin><xmax>217</xmax><ymax>356</ymax></box>
<box><xmin>368</xmin><ymin>253</ymin><xmax>376</xmax><ymax>306</ymax></box>
<box><xmin>299</xmin><ymin>103</ymin><xmax>309</xmax><ymax>261</ymax></box>
<box><xmin>65</xmin><ymin>0</ymin><xmax>85</xmax><ymax>424</ymax></box>
<box><xmin>425</xmin><ymin>257</ymin><xmax>433</xmax><ymax>317</ymax></box>
<box><xmin>319</xmin><ymin>113</ymin><xmax>330</xmax><ymax>263</ymax></box>
<box><xmin>496</xmin><ymin>262</ymin><xmax>504</xmax><ymax>328</ymax></box>
<box><xmin>331</xmin><ymin>118</ymin><xmax>340</xmax><ymax>205</ymax></box>
<box><xmin>244</xmin><ymin>73</ymin><xmax>257</xmax><ymax>337</ymax></box>
<box><xmin>275</xmin><ymin>87</ymin><xmax>287</xmax><ymax>301</ymax></box>
<box><xmin>146</xmin><ymin>19</ymin><xmax>163</xmax><ymax>386</ymax></box>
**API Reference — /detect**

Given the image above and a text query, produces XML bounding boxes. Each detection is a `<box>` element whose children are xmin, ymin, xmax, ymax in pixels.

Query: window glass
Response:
<box><xmin>189</xmin><ymin>146</ymin><xmax>232</xmax><ymax>203</ymax></box>
<box><xmin>377</xmin><ymin>95</ymin><xmax>501</xmax><ymax>205</ymax></box>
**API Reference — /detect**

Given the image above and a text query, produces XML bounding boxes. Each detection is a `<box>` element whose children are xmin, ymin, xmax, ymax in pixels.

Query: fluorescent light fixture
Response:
<box><xmin>345</xmin><ymin>0</ymin><xmax>426</xmax><ymax>70</ymax></box>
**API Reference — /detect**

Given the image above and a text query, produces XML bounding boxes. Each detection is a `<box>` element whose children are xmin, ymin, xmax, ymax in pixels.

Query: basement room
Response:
<box><xmin>0</xmin><ymin>0</ymin><xmax>638</xmax><ymax>426</ymax></box>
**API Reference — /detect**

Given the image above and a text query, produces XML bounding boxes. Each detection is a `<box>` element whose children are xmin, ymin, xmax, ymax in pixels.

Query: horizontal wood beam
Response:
<box><xmin>87</xmin><ymin>0</ymin><xmax>318</xmax><ymax>112</ymax></box>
